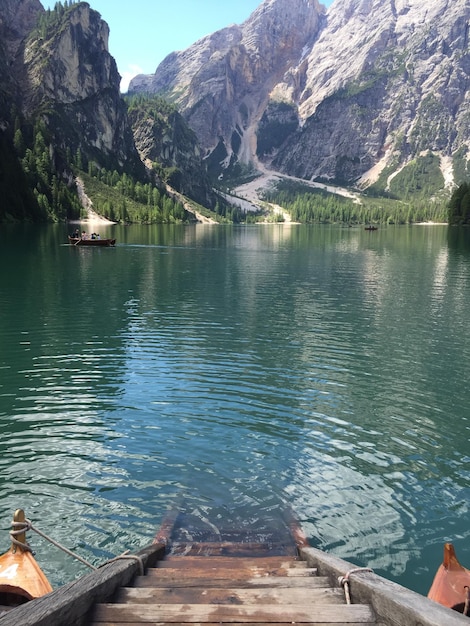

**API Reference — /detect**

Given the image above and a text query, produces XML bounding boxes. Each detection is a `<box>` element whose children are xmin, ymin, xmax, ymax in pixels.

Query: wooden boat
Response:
<box><xmin>0</xmin><ymin>509</ymin><xmax>52</xmax><ymax>612</ymax></box>
<box><xmin>428</xmin><ymin>543</ymin><xmax>470</xmax><ymax>616</ymax></box>
<box><xmin>68</xmin><ymin>236</ymin><xmax>116</xmax><ymax>246</ymax></box>
<box><xmin>1</xmin><ymin>510</ymin><xmax>469</xmax><ymax>626</ymax></box>
<box><xmin>365</xmin><ymin>225</ymin><xmax>378</xmax><ymax>231</ymax></box>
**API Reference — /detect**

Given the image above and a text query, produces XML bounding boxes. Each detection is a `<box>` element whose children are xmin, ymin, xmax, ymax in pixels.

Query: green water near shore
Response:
<box><xmin>0</xmin><ymin>223</ymin><xmax>468</xmax><ymax>594</ymax></box>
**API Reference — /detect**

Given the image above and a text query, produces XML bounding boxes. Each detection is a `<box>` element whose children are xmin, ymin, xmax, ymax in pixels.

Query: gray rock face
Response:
<box><xmin>7</xmin><ymin>1</ymin><xmax>141</xmax><ymax>173</ymax></box>
<box><xmin>130</xmin><ymin>0</ymin><xmax>324</xmax><ymax>168</ymax></box>
<box><xmin>0</xmin><ymin>0</ymin><xmax>43</xmax><ymax>115</ymax></box>
<box><xmin>274</xmin><ymin>0</ymin><xmax>470</xmax><ymax>183</ymax></box>
<box><xmin>129</xmin><ymin>0</ymin><xmax>470</xmax><ymax>186</ymax></box>
<box><xmin>24</xmin><ymin>4</ymin><xmax>118</xmax><ymax>107</ymax></box>
<box><xmin>0</xmin><ymin>0</ymin><xmax>43</xmax><ymax>57</ymax></box>
<box><xmin>128</xmin><ymin>100</ymin><xmax>214</xmax><ymax>206</ymax></box>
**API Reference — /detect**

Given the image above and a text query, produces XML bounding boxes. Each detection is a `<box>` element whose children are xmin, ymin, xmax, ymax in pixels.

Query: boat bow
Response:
<box><xmin>0</xmin><ymin>510</ymin><xmax>52</xmax><ymax>608</ymax></box>
<box><xmin>428</xmin><ymin>543</ymin><xmax>470</xmax><ymax>615</ymax></box>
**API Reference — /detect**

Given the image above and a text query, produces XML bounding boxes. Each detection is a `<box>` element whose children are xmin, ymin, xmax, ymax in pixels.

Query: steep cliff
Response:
<box><xmin>0</xmin><ymin>0</ymin><xmax>221</xmax><ymax>223</ymax></box>
<box><xmin>22</xmin><ymin>1</ymin><xmax>142</xmax><ymax>175</ymax></box>
<box><xmin>0</xmin><ymin>0</ymin><xmax>46</xmax><ymax>221</ymax></box>
<box><xmin>0</xmin><ymin>0</ymin><xmax>43</xmax><ymax>125</ymax></box>
<box><xmin>127</xmin><ymin>95</ymin><xmax>214</xmax><ymax>208</ymax></box>
<box><xmin>129</xmin><ymin>0</ymin><xmax>470</xmax><ymax>190</ymax></box>
<box><xmin>273</xmin><ymin>0</ymin><xmax>470</xmax><ymax>185</ymax></box>
<box><xmin>130</xmin><ymin>0</ymin><xmax>324</xmax><ymax>177</ymax></box>
<box><xmin>0</xmin><ymin>0</ymin><xmax>42</xmax><ymax>60</ymax></box>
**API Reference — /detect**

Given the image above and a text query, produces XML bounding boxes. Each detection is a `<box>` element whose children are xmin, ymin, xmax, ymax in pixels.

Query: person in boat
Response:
<box><xmin>72</xmin><ymin>228</ymin><xmax>80</xmax><ymax>238</ymax></box>
<box><xmin>81</xmin><ymin>231</ymin><xmax>88</xmax><ymax>239</ymax></box>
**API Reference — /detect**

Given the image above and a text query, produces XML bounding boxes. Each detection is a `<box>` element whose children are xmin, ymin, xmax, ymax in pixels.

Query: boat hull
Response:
<box><xmin>68</xmin><ymin>236</ymin><xmax>116</xmax><ymax>246</ymax></box>
<box><xmin>428</xmin><ymin>543</ymin><xmax>470</xmax><ymax>615</ymax></box>
<box><xmin>0</xmin><ymin>509</ymin><xmax>52</xmax><ymax>611</ymax></box>
<box><xmin>0</xmin><ymin>548</ymin><xmax>52</xmax><ymax>603</ymax></box>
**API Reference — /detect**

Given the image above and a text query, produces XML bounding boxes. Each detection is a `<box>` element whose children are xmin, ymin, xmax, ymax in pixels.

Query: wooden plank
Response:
<box><xmin>133</xmin><ymin>575</ymin><xmax>332</xmax><ymax>589</ymax></box>
<box><xmin>300</xmin><ymin>546</ymin><xmax>470</xmax><ymax>626</ymax></box>
<box><xmin>116</xmin><ymin>586</ymin><xmax>345</xmax><ymax>605</ymax></box>
<box><xmin>92</xmin><ymin>622</ymin><xmax>381</xmax><ymax>626</ymax></box>
<box><xmin>145</xmin><ymin>567</ymin><xmax>318</xmax><ymax>579</ymax></box>
<box><xmin>0</xmin><ymin>542</ymin><xmax>167</xmax><ymax>626</ymax></box>
<box><xmin>91</xmin><ymin>602</ymin><xmax>376</xmax><ymax>623</ymax></box>
<box><xmin>159</xmin><ymin>557</ymin><xmax>307</xmax><ymax>569</ymax></box>
<box><xmin>168</xmin><ymin>542</ymin><xmax>299</xmax><ymax>557</ymax></box>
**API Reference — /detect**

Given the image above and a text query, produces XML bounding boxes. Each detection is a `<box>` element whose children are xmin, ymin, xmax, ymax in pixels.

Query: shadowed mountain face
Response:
<box><xmin>23</xmin><ymin>2</ymin><xmax>142</xmax><ymax>173</ymax></box>
<box><xmin>0</xmin><ymin>0</ymin><xmax>220</xmax><ymax>222</ymax></box>
<box><xmin>0</xmin><ymin>0</ymin><xmax>142</xmax><ymax>175</ymax></box>
<box><xmin>130</xmin><ymin>0</ymin><xmax>324</xmax><ymax>176</ymax></box>
<box><xmin>129</xmin><ymin>0</ymin><xmax>470</xmax><ymax>188</ymax></box>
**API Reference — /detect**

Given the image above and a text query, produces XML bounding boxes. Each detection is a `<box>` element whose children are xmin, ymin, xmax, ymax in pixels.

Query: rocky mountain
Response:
<box><xmin>130</xmin><ymin>0</ymin><xmax>324</xmax><ymax>176</ymax></box>
<box><xmin>0</xmin><ymin>0</ymin><xmax>217</xmax><ymax>223</ymax></box>
<box><xmin>0</xmin><ymin>0</ymin><xmax>46</xmax><ymax>219</ymax></box>
<box><xmin>22</xmin><ymin>1</ymin><xmax>142</xmax><ymax>175</ymax></box>
<box><xmin>0</xmin><ymin>0</ymin><xmax>144</xmax><ymax>223</ymax></box>
<box><xmin>129</xmin><ymin>0</ymin><xmax>470</xmax><ymax>192</ymax></box>
<box><xmin>127</xmin><ymin>95</ymin><xmax>214</xmax><ymax>208</ymax></box>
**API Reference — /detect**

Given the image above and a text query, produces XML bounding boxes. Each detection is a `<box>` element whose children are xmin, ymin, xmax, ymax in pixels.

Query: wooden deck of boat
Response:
<box><xmin>2</xmin><ymin>522</ymin><xmax>469</xmax><ymax>626</ymax></box>
<box><xmin>89</xmin><ymin>540</ymin><xmax>379</xmax><ymax>625</ymax></box>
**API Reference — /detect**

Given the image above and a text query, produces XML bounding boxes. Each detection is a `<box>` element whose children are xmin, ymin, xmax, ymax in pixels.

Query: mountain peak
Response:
<box><xmin>130</xmin><ymin>0</ymin><xmax>470</xmax><ymax>190</ymax></box>
<box><xmin>129</xmin><ymin>0</ymin><xmax>324</xmax><ymax>166</ymax></box>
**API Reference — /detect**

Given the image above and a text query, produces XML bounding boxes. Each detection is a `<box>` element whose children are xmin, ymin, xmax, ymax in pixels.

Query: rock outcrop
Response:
<box><xmin>127</xmin><ymin>96</ymin><xmax>215</xmax><ymax>207</ymax></box>
<box><xmin>130</xmin><ymin>0</ymin><xmax>324</xmax><ymax>174</ymax></box>
<box><xmin>0</xmin><ymin>0</ymin><xmax>43</xmax><ymax>59</ymax></box>
<box><xmin>129</xmin><ymin>0</ymin><xmax>470</xmax><ymax>188</ymax></box>
<box><xmin>0</xmin><ymin>0</ymin><xmax>220</xmax><ymax>222</ymax></box>
<box><xmin>21</xmin><ymin>1</ymin><xmax>142</xmax><ymax>174</ymax></box>
<box><xmin>0</xmin><ymin>0</ymin><xmax>43</xmax><ymax>115</ymax></box>
<box><xmin>272</xmin><ymin>0</ymin><xmax>470</xmax><ymax>184</ymax></box>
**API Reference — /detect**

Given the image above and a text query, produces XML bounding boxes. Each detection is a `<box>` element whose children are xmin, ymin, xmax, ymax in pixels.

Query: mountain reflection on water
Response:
<box><xmin>0</xmin><ymin>223</ymin><xmax>468</xmax><ymax>595</ymax></box>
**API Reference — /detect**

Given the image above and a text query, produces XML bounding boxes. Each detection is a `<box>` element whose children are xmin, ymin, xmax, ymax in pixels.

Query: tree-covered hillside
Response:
<box><xmin>448</xmin><ymin>183</ymin><xmax>470</xmax><ymax>225</ymax></box>
<box><xmin>0</xmin><ymin>1</ymin><xmax>218</xmax><ymax>224</ymax></box>
<box><xmin>0</xmin><ymin>0</ymin><xmax>462</xmax><ymax>226</ymax></box>
<box><xmin>262</xmin><ymin>179</ymin><xmax>448</xmax><ymax>225</ymax></box>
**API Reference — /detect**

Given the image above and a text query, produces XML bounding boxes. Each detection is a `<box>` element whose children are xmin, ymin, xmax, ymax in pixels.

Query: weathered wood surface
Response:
<box><xmin>3</xmin><ymin>534</ymin><xmax>465</xmax><ymax>626</ymax></box>
<box><xmin>90</xmin><ymin>623</ymin><xmax>383</xmax><ymax>626</ymax></box>
<box><xmin>134</xmin><ymin>574</ymin><xmax>330</xmax><ymax>589</ymax></box>
<box><xmin>158</xmin><ymin>556</ymin><xmax>309</xmax><ymax>569</ymax></box>
<box><xmin>144</xmin><ymin>566</ymin><xmax>318</xmax><ymax>579</ymax></box>
<box><xmin>168</xmin><ymin>541</ymin><xmax>300</xmax><ymax>557</ymax></box>
<box><xmin>0</xmin><ymin>542</ymin><xmax>166</xmax><ymax>626</ymax></box>
<box><xmin>117</xmin><ymin>585</ymin><xmax>345</xmax><ymax>605</ymax></box>
<box><xmin>300</xmin><ymin>546</ymin><xmax>470</xmax><ymax>626</ymax></box>
<box><xmin>91</xmin><ymin>602</ymin><xmax>376</xmax><ymax>623</ymax></box>
<box><xmin>90</xmin><ymin>550</ymin><xmax>376</xmax><ymax>625</ymax></box>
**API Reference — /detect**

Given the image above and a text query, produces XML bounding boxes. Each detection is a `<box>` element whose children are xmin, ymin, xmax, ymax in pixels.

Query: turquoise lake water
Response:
<box><xmin>0</xmin><ymin>223</ymin><xmax>469</xmax><ymax>594</ymax></box>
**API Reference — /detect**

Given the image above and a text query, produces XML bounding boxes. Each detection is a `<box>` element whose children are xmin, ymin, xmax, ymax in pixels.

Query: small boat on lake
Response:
<box><xmin>0</xmin><ymin>509</ymin><xmax>52</xmax><ymax>613</ymax></box>
<box><xmin>428</xmin><ymin>543</ymin><xmax>470</xmax><ymax>616</ymax></box>
<box><xmin>68</xmin><ymin>236</ymin><xmax>116</xmax><ymax>246</ymax></box>
<box><xmin>365</xmin><ymin>225</ymin><xmax>378</xmax><ymax>231</ymax></box>
<box><xmin>1</xmin><ymin>508</ymin><xmax>468</xmax><ymax>626</ymax></box>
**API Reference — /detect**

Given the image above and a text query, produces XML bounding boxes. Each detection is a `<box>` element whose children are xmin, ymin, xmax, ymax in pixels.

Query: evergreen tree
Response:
<box><xmin>448</xmin><ymin>182</ymin><xmax>470</xmax><ymax>224</ymax></box>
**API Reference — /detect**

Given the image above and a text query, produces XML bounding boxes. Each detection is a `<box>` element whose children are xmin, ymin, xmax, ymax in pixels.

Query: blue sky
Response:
<box><xmin>41</xmin><ymin>0</ymin><xmax>333</xmax><ymax>91</ymax></box>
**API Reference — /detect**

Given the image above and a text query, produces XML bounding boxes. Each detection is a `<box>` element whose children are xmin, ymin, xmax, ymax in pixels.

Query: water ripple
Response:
<box><xmin>0</xmin><ymin>225</ymin><xmax>469</xmax><ymax>594</ymax></box>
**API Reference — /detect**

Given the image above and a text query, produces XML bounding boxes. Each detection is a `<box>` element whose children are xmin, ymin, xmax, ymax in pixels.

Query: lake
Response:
<box><xmin>0</xmin><ymin>222</ymin><xmax>469</xmax><ymax>594</ymax></box>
